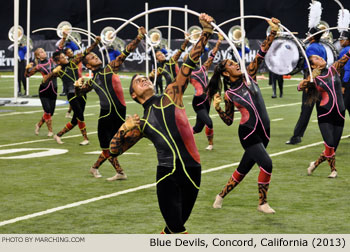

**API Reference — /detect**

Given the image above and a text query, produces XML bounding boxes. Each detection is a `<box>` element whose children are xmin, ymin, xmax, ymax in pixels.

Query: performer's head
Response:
<box><xmin>64</xmin><ymin>48</ymin><xmax>74</xmax><ymax>58</ymax></box>
<box><xmin>52</xmin><ymin>51</ymin><xmax>69</xmax><ymax>65</ymax></box>
<box><xmin>82</xmin><ymin>52</ymin><xmax>102</xmax><ymax>70</ymax></box>
<box><xmin>308</xmin><ymin>27</ymin><xmax>324</xmax><ymax>43</ymax></box>
<box><xmin>129</xmin><ymin>74</ymin><xmax>155</xmax><ymax>104</ymax></box>
<box><xmin>308</xmin><ymin>55</ymin><xmax>326</xmax><ymax>69</ymax></box>
<box><xmin>155</xmin><ymin>49</ymin><xmax>166</xmax><ymax>63</ymax></box>
<box><xmin>34</xmin><ymin>48</ymin><xmax>47</xmax><ymax>61</ymax></box>
<box><xmin>339</xmin><ymin>31</ymin><xmax>350</xmax><ymax>47</ymax></box>
<box><xmin>206</xmin><ymin>59</ymin><xmax>242</xmax><ymax>99</ymax></box>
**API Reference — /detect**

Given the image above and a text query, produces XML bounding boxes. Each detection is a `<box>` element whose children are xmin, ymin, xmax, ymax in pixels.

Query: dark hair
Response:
<box><xmin>129</xmin><ymin>74</ymin><xmax>141</xmax><ymax>104</ymax></box>
<box><xmin>309</xmin><ymin>27</ymin><xmax>323</xmax><ymax>42</ymax></box>
<box><xmin>63</xmin><ymin>47</ymin><xmax>72</xmax><ymax>55</ymax></box>
<box><xmin>304</xmin><ymin>56</ymin><xmax>320</xmax><ymax>105</ymax></box>
<box><xmin>82</xmin><ymin>54</ymin><xmax>89</xmax><ymax>67</ymax></box>
<box><xmin>52</xmin><ymin>50</ymin><xmax>63</xmax><ymax>63</ymax></box>
<box><xmin>206</xmin><ymin>59</ymin><xmax>229</xmax><ymax>100</ymax></box>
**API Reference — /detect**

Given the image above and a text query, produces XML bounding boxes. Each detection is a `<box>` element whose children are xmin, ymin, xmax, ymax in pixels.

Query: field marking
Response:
<box><xmin>84</xmin><ymin>151</ymin><xmax>140</xmax><ymax>155</ymax></box>
<box><xmin>1</xmin><ymin>134</ymin><xmax>349</xmax><ymax>227</ymax></box>
<box><xmin>0</xmin><ymin>101</ymin><xmax>136</xmax><ymax>117</ymax></box>
<box><xmin>0</xmin><ymin>132</ymin><xmax>97</xmax><ymax>148</ymax></box>
<box><xmin>271</xmin><ymin>118</ymin><xmax>284</xmax><ymax>122</ymax></box>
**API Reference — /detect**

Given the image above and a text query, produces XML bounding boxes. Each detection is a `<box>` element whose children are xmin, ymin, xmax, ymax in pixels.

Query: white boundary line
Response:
<box><xmin>1</xmin><ymin>135</ymin><xmax>349</xmax><ymax>227</ymax></box>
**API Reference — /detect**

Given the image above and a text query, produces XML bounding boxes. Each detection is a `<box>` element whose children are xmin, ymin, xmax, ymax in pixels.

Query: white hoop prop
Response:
<box><xmin>217</xmin><ymin>15</ymin><xmax>314</xmax><ymax>82</ymax></box>
<box><xmin>113</xmin><ymin>7</ymin><xmax>248</xmax><ymax>84</ymax></box>
<box><xmin>303</xmin><ymin>26</ymin><xmax>350</xmax><ymax>43</ymax></box>
<box><xmin>32</xmin><ymin>27</ymin><xmax>106</xmax><ymax>67</ymax></box>
<box><xmin>93</xmin><ymin>17</ymin><xmax>158</xmax><ymax>86</ymax></box>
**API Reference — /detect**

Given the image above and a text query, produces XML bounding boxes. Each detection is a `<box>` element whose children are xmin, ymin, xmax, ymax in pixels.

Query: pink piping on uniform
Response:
<box><xmin>316</xmin><ymin>68</ymin><xmax>345</xmax><ymax>120</ymax></box>
<box><xmin>38</xmin><ymin>59</ymin><xmax>57</xmax><ymax>95</ymax></box>
<box><xmin>192</xmin><ymin>66</ymin><xmax>209</xmax><ymax>106</ymax></box>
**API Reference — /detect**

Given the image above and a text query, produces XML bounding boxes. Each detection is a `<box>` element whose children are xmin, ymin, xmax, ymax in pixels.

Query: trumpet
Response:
<box><xmin>57</xmin><ymin>21</ymin><xmax>72</xmax><ymax>38</ymax></box>
<box><xmin>317</xmin><ymin>20</ymin><xmax>333</xmax><ymax>43</ymax></box>
<box><xmin>229</xmin><ymin>25</ymin><xmax>250</xmax><ymax>49</ymax></box>
<box><xmin>148</xmin><ymin>28</ymin><xmax>163</xmax><ymax>46</ymax></box>
<box><xmin>101</xmin><ymin>27</ymin><xmax>125</xmax><ymax>51</ymax></box>
<box><xmin>187</xmin><ymin>25</ymin><xmax>202</xmax><ymax>44</ymax></box>
<box><xmin>8</xmin><ymin>25</ymin><xmax>24</xmax><ymax>42</ymax></box>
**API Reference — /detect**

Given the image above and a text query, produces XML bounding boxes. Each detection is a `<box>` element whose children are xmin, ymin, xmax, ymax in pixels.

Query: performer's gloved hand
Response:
<box><xmin>125</xmin><ymin>114</ymin><xmax>140</xmax><ymax>131</ymax></box>
<box><xmin>268</xmin><ymin>17</ymin><xmax>280</xmax><ymax>32</ymax></box>
<box><xmin>138</xmin><ymin>27</ymin><xmax>146</xmax><ymax>40</ymax></box>
<box><xmin>25</xmin><ymin>62</ymin><xmax>33</xmax><ymax>69</ymax></box>
<box><xmin>95</xmin><ymin>36</ymin><xmax>101</xmax><ymax>44</ymax></box>
<box><xmin>199</xmin><ymin>13</ymin><xmax>215</xmax><ymax>34</ymax></box>
<box><xmin>74</xmin><ymin>77</ymin><xmax>84</xmax><ymax>88</ymax></box>
<box><xmin>312</xmin><ymin>67</ymin><xmax>321</xmax><ymax>78</ymax></box>
<box><xmin>52</xmin><ymin>65</ymin><xmax>62</xmax><ymax>74</ymax></box>
<box><xmin>213</xmin><ymin>93</ymin><xmax>222</xmax><ymax>110</ymax></box>
<box><xmin>218</xmin><ymin>33</ymin><xmax>224</xmax><ymax>41</ymax></box>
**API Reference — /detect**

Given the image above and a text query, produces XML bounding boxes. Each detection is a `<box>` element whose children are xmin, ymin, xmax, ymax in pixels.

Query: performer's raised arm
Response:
<box><xmin>203</xmin><ymin>33</ymin><xmax>223</xmax><ymax>70</ymax></box>
<box><xmin>213</xmin><ymin>93</ymin><xmax>234</xmax><ymax>125</ymax></box>
<box><xmin>246</xmin><ymin>18</ymin><xmax>280</xmax><ymax>79</ymax></box>
<box><xmin>172</xmin><ymin>35</ymin><xmax>190</xmax><ymax>62</ymax></box>
<box><xmin>108</xmin><ymin>27</ymin><xmax>146</xmax><ymax>73</ymax></box>
<box><xmin>72</xmin><ymin>36</ymin><xmax>101</xmax><ymax>65</ymax></box>
<box><xmin>165</xmin><ymin>13</ymin><xmax>214</xmax><ymax>105</ymax></box>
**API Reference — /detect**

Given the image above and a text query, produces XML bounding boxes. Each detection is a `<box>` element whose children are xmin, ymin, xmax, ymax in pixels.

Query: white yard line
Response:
<box><xmin>1</xmin><ymin>134</ymin><xmax>349</xmax><ymax>227</ymax></box>
<box><xmin>0</xmin><ymin>101</ymin><xmax>136</xmax><ymax>117</ymax></box>
<box><xmin>271</xmin><ymin>118</ymin><xmax>284</xmax><ymax>122</ymax></box>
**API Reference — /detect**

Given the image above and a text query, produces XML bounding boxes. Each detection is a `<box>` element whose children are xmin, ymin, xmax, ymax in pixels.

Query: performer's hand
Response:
<box><xmin>95</xmin><ymin>36</ymin><xmax>101</xmax><ymax>44</ymax></box>
<box><xmin>268</xmin><ymin>17</ymin><xmax>280</xmax><ymax>32</ymax></box>
<box><xmin>312</xmin><ymin>67</ymin><xmax>321</xmax><ymax>78</ymax></box>
<box><xmin>62</xmin><ymin>31</ymin><xmax>68</xmax><ymax>39</ymax></box>
<box><xmin>74</xmin><ymin>77</ymin><xmax>84</xmax><ymax>87</ymax></box>
<box><xmin>125</xmin><ymin>114</ymin><xmax>140</xmax><ymax>130</ymax></box>
<box><xmin>25</xmin><ymin>62</ymin><xmax>33</xmax><ymax>69</ymax></box>
<box><xmin>138</xmin><ymin>27</ymin><xmax>146</xmax><ymax>40</ymax></box>
<box><xmin>218</xmin><ymin>33</ymin><xmax>224</xmax><ymax>41</ymax></box>
<box><xmin>149</xmin><ymin>69</ymin><xmax>155</xmax><ymax>79</ymax></box>
<box><xmin>52</xmin><ymin>65</ymin><xmax>62</xmax><ymax>74</ymax></box>
<box><xmin>199</xmin><ymin>13</ymin><xmax>215</xmax><ymax>34</ymax></box>
<box><xmin>213</xmin><ymin>93</ymin><xmax>222</xmax><ymax>110</ymax></box>
<box><xmin>342</xmin><ymin>87</ymin><xmax>345</xmax><ymax>94</ymax></box>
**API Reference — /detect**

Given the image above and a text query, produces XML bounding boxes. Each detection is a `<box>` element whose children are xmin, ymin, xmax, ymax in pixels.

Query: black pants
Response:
<box><xmin>156</xmin><ymin>162</ymin><xmax>201</xmax><ymax>233</ymax></box>
<box><xmin>97</xmin><ymin>110</ymin><xmax>124</xmax><ymax>149</ymax></box>
<box><xmin>18</xmin><ymin>60</ymin><xmax>27</xmax><ymax>93</ymax></box>
<box><xmin>192</xmin><ymin>99</ymin><xmax>212</xmax><ymax>133</ymax></box>
<box><xmin>271</xmin><ymin>73</ymin><xmax>283</xmax><ymax>96</ymax></box>
<box><xmin>68</xmin><ymin>93</ymin><xmax>86</xmax><ymax>125</ymax></box>
<box><xmin>39</xmin><ymin>94</ymin><xmax>57</xmax><ymax>116</ymax></box>
<box><xmin>319</xmin><ymin>122</ymin><xmax>343</xmax><ymax>151</ymax></box>
<box><xmin>292</xmin><ymin>90</ymin><xmax>315</xmax><ymax>138</ymax></box>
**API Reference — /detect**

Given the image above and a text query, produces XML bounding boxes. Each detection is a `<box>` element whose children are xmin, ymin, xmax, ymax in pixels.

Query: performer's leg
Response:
<box><xmin>89</xmin><ymin>149</ymin><xmax>109</xmax><ymax>178</ymax></box>
<box><xmin>277</xmin><ymin>74</ymin><xmax>283</xmax><ymax>97</ymax></box>
<box><xmin>35</xmin><ymin>116</ymin><xmax>46</xmax><ymax>135</ymax></box>
<box><xmin>287</xmin><ymin>91</ymin><xmax>314</xmax><ymax>144</ymax></box>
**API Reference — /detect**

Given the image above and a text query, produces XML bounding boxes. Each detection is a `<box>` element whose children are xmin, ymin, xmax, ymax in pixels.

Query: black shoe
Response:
<box><xmin>18</xmin><ymin>92</ymin><xmax>22</xmax><ymax>97</ymax></box>
<box><xmin>59</xmin><ymin>92</ymin><xmax>66</xmax><ymax>96</ymax></box>
<box><xmin>285</xmin><ymin>136</ymin><xmax>301</xmax><ymax>145</ymax></box>
<box><xmin>280</xmin><ymin>93</ymin><xmax>283</xmax><ymax>98</ymax></box>
<box><xmin>271</xmin><ymin>94</ymin><xmax>277</xmax><ymax>98</ymax></box>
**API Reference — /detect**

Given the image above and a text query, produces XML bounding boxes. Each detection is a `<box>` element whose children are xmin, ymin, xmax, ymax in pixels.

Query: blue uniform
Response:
<box><xmin>338</xmin><ymin>45</ymin><xmax>350</xmax><ymax>82</ymax></box>
<box><xmin>18</xmin><ymin>46</ymin><xmax>27</xmax><ymax>61</ymax></box>
<box><xmin>304</xmin><ymin>42</ymin><xmax>327</xmax><ymax>69</ymax></box>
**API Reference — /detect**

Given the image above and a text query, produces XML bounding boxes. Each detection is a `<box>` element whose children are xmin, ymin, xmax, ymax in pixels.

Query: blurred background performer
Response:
<box><xmin>52</xmin><ymin>33</ymin><xmax>101</xmax><ymax>146</ymax></box>
<box><xmin>338</xmin><ymin>31</ymin><xmax>350</xmax><ymax>119</ymax></box>
<box><xmin>286</xmin><ymin>1</ymin><xmax>327</xmax><ymax>145</ymax></box>
<box><xmin>74</xmin><ymin>27</ymin><xmax>146</xmax><ymax>181</ymax></box>
<box><xmin>8</xmin><ymin>43</ymin><xmax>27</xmax><ymax>96</ymax></box>
<box><xmin>271</xmin><ymin>72</ymin><xmax>284</xmax><ymax>98</ymax></box>
<box><xmin>149</xmin><ymin>34</ymin><xmax>190</xmax><ymax>88</ymax></box>
<box><xmin>25</xmin><ymin>48</ymin><xmax>59</xmax><ymax>137</ymax></box>
<box><xmin>209</xmin><ymin>18</ymin><xmax>281</xmax><ymax>214</ymax></box>
<box><xmin>109</xmin><ymin>13</ymin><xmax>214</xmax><ymax>234</ymax></box>
<box><xmin>300</xmin><ymin>51</ymin><xmax>350</xmax><ymax>178</ymax></box>
<box><xmin>189</xmin><ymin>33</ymin><xmax>223</xmax><ymax>150</ymax></box>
